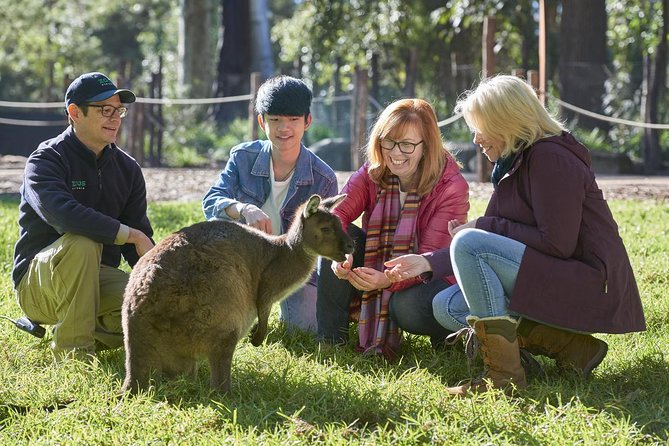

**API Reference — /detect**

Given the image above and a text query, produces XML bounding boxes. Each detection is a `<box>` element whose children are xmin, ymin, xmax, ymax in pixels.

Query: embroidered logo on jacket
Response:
<box><xmin>71</xmin><ymin>180</ymin><xmax>86</xmax><ymax>190</ymax></box>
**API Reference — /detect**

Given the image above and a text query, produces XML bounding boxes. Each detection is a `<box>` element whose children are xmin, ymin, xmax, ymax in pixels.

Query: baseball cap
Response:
<box><xmin>64</xmin><ymin>72</ymin><xmax>136</xmax><ymax>107</ymax></box>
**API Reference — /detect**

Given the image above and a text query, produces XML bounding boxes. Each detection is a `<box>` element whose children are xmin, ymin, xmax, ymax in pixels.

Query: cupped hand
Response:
<box><xmin>331</xmin><ymin>253</ymin><xmax>353</xmax><ymax>279</ymax></box>
<box><xmin>348</xmin><ymin>267</ymin><xmax>391</xmax><ymax>291</ymax></box>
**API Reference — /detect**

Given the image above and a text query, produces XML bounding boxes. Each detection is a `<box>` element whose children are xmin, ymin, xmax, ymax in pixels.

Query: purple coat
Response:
<box><xmin>476</xmin><ymin>132</ymin><xmax>645</xmax><ymax>334</ymax></box>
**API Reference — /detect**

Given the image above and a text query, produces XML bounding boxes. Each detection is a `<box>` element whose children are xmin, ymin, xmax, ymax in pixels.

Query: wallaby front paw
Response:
<box><xmin>250</xmin><ymin>331</ymin><xmax>264</xmax><ymax>346</ymax></box>
<box><xmin>249</xmin><ymin>324</ymin><xmax>265</xmax><ymax>346</ymax></box>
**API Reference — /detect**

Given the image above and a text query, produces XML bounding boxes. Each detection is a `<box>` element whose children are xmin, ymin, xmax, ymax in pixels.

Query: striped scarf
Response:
<box><xmin>356</xmin><ymin>176</ymin><xmax>420</xmax><ymax>359</ymax></box>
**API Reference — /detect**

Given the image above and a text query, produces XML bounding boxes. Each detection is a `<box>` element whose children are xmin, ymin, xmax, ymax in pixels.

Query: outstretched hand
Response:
<box><xmin>242</xmin><ymin>205</ymin><xmax>273</xmax><ymax>234</ymax></box>
<box><xmin>384</xmin><ymin>254</ymin><xmax>431</xmax><ymax>282</ymax></box>
<box><xmin>128</xmin><ymin>228</ymin><xmax>154</xmax><ymax>257</ymax></box>
<box><xmin>449</xmin><ymin>218</ymin><xmax>477</xmax><ymax>237</ymax></box>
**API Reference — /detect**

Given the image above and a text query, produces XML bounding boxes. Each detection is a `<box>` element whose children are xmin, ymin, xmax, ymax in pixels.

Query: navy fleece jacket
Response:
<box><xmin>12</xmin><ymin>126</ymin><xmax>153</xmax><ymax>287</ymax></box>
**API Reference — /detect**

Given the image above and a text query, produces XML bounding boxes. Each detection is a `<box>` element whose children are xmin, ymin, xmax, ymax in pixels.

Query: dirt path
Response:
<box><xmin>2</xmin><ymin>156</ymin><xmax>668</xmax><ymax>202</ymax></box>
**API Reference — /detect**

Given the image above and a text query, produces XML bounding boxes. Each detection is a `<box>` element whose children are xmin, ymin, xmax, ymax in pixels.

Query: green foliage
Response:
<box><xmin>217</xmin><ymin>117</ymin><xmax>255</xmax><ymax>160</ymax></box>
<box><xmin>0</xmin><ymin>1</ymin><xmax>666</xmax><ymax>175</ymax></box>
<box><xmin>0</xmin><ymin>0</ymin><xmax>175</xmax><ymax>101</ymax></box>
<box><xmin>603</xmin><ymin>0</ymin><xmax>667</xmax><ymax>161</ymax></box>
<box><xmin>1</xmin><ymin>196</ymin><xmax>668</xmax><ymax>444</ymax></box>
<box><xmin>163</xmin><ymin>117</ymin><xmax>250</xmax><ymax>167</ymax></box>
<box><xmin>303</xmin><ymin>123</ymin><xmax>335</xmax><ymax>146</ymax></box>
<box><xmin>572</xmin><ymin>126</ymin><xmax>613</xmax><ymax>153</ymax></box>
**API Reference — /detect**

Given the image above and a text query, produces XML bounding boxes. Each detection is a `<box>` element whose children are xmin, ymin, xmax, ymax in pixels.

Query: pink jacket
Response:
<box><xmin>335</xmin><ymin>154</ymin><xmax>469</xmax><ymax>292</ymax></box>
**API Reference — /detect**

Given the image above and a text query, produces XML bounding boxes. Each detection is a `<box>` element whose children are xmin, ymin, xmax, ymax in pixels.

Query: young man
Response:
<box><xmin>202</xmin><ymin>75</ymin><xmax>338</xmax><ymax>333</ymax></box>
<box><xmin>12</xmin><ymin>72</ymin><xmax>154</xmax><ymax>361</ymax></box>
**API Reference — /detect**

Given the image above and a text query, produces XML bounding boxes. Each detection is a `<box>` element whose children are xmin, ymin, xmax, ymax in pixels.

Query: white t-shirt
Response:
<box><xmin>261</xmin><ymin>158</ymin><xmax>295</xmax><ymax>235</ymax></box>
<box><xmin>399</xmin><ymin>190</ymin><xmax>407</xmax><ymax>208</ymax></box>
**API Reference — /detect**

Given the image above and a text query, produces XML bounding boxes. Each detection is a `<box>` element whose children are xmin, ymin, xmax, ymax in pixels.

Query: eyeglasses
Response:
<box><xmin>85</xmin><ymin>104</ymin><xmax>128</xmax><ymax>118</ymax></box>
<box><xmin>379</xmin><ymin>137</ymin><xmax>424</xmax><ymax>154</ymax></box>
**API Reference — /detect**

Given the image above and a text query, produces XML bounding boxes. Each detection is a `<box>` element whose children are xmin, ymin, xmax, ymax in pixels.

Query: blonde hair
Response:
<box><xmin>367</xmin><ymin>98</ymin><xmax>451</xmax><ymax>196</ymax></box>
<box><xmin>455</xmin><ymin>75</ymin><xmax>565</xmax><ymax>158</ymax></box>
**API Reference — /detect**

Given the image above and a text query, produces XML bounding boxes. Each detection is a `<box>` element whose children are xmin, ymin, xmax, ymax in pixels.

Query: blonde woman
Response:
<box><xmin>386</xmin><ymin>75</ymin><xmax>645</xmax><ymax>394</ymax></box>
<box><xmin>316</xmin><ymin>98</ymin><xmax>469</xmax><ymax>359</ymax></box>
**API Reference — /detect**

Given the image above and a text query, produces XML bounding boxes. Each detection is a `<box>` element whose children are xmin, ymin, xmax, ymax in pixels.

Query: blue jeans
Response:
<box><xmin>280</xmin><ymin>283</ymin><xmax>317</xmax><ymax>333</ymax></box>
<box><xmin>432</xmin><ymin>228</ymin><xmax>526</xmax><ymax>331</ymax></box>
<box><xmin>317</xmin><ymin>225</ymin><xmax>453</xmax><ymax>346</ymax></box>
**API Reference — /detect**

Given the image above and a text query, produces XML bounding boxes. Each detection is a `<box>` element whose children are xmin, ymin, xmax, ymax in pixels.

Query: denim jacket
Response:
<box><xmin>202</xmin><ymin>139</ymin><xmax>338</xmax><ymax>233</ymax></box>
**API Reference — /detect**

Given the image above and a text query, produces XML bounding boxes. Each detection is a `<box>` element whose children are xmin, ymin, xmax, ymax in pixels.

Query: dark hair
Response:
<box><xmin>66</xmin><ymin>104</ymin><xmax>89</xmax><ymax>125</ymax></box>
<box><xmin>255</xmin><ymin>75</ymin><xmax>312</xmax><ymax>117</ymax></box>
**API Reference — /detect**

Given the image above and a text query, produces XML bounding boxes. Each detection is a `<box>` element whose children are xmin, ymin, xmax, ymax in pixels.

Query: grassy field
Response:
<box><xmin>0</xmin><ymin>196</ymin><xmax>667</xmax><ymax>445</ymax></box>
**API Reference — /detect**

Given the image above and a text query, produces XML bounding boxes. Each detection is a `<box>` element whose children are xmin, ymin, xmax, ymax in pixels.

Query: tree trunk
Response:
<box><xmin>558</xmin><ymin>0</ymin><xmax>608</xmax><ymax>130</ymax></box>
<box><xmin>178</xmin><ymin>0</ymin><xmax>213</xmax><ymax>99</ymax></box>
<box><xmin>643</xmin><ymin>0</ymin><xmax>668</xmax><ymax>174</ymax></box>
<box><xmin>403</xmin><ymin>48</ymin><xmax>418</xmax><ymax>98</ymax></box>
<box><xmin>249</xmin><ymin>0</ymin><xmax>273</xmax><ymax>79</ymax></box>
<box><xmin>350</xmin><ymin>68</ymin><xmax>368</xmax><ymax>171</ymax></box>
<box><xmin>370</xmin><ymin>52</ymin><xmax>380</xmax><ymax>101</ymax></box>
<box><xmin>331</xmin><ymin>56</ymin><xmax>342</xmax><ymax>135</ymax></box>
<box><xmin>213</xmin><ymin>0</ymin><xmax>251</xmax><ymax>123</ymax></box>
<box><xmin>148</xmin><ymin>57</ymin><xmax>165</xmax><ymax>167</ymax></box>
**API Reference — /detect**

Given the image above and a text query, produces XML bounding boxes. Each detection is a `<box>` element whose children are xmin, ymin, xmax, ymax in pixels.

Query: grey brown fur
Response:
<box><xmin>121</xmin><ymin>194</ymin><xmax>353</xmax><ymax>394</ymax></box>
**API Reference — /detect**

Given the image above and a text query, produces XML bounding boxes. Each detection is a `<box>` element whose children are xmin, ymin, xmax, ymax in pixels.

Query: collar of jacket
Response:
<box><xmin>65</xmin><ymin>125</ymin><xmax>116</xmax><ymax>166</ymax></box>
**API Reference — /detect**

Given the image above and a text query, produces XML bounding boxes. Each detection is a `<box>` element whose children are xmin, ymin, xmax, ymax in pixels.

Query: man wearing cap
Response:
<box><xmin>12</xmin><ymin>72</ymin><xmax>154</xmax><ymax>361</ymax></box>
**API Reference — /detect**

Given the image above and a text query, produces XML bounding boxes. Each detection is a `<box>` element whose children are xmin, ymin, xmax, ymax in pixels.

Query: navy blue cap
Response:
<box><xmin>64</xmin><ymin>72</ymin><xmax>136</xmax><ymax>107</ymax></box>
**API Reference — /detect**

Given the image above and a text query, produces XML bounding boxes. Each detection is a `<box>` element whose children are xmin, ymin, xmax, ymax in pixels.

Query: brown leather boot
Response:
<box><xmin>517</xmin><ymin>319</ymin><xmax>608</xmax><ymax>379</ymax></box>
<box><xmin>447</xmin><ymin>316</ymin><xmax>527</xmax><ymax>396</ymax></box>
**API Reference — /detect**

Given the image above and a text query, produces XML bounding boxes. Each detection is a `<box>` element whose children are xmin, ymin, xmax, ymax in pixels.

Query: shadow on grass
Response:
<box><xmin>583</xmin><ymin>353</ymin><xmax>669</xmax><ymax>439</ymax></box>
<box><xmin>69</xmin><ymin>321</ymin><xmax>667</xmax><ymax>443</ymax></box>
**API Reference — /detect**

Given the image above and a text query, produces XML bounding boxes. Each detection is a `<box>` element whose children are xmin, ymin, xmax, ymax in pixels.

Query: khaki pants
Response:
<box><xmin>16</xmin><ymin>233</ymin><xmax>128</xmax><ymax>358</ymax></box>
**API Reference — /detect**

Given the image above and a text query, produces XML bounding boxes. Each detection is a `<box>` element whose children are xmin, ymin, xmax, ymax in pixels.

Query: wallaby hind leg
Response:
<box><xmin>123</xmin><ymin>347</ymin><xmax>160</xmax><ymax>394</ymax></box>
<box><xmin>122</xmin><ymin>319</ymin><xmax>164</xmax><ymax>394</ymax></box>
<box><xmin>208</xmin><ymin>333</ymin><xmax>239</xmax><ymax>393</ymax></box>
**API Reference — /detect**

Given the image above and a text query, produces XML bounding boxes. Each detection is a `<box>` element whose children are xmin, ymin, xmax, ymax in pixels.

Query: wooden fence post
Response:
<box><xmin>248</xmin><ymin>72</ymin><xmax>261</xmax><ymax>140</ymax></box>
<box><xmin>350</xmin><ymin>67</ymin><xmax>369</xmax><ymax>171</ymax></box>
<box><xmin>133</xmin><ymin>100</ymin><xmax>145</xmax><ymax>166</ymax></box>
<box><xmin>478</xmin><ymin>16</ymin><xmax>496</xmax><ymax>182</ymax></box>
<box><xmin>512</xmin><ymin>68</ymin><xmax>526</xmax><ymax>79</ymax></box>
<box><xmin>528</xmin><ymin>70</ymin><xmax>540</xmax><ymax>94</ymax></box>
<box><xmin>538</xmin><ymin>0</ymin><xmax>547</xmax><ymax>105</ymax></box>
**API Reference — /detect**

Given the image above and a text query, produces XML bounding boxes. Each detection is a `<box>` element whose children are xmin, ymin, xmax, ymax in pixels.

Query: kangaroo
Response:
<box><xmin>121</xmin><ymin>194</ymin><xmax>353</xmax><ymax>394</ymax></box>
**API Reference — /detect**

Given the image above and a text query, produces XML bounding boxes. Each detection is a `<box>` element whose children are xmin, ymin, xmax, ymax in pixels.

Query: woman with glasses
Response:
<box><xmin>385</xmin><ymin>75</ymin><xmax>645</xmax><ymax>395</ymax></box>
<box><xmin>316</xmin><ymin>98</ymin><xmax>469</xmax><ymax>359</ymax></box>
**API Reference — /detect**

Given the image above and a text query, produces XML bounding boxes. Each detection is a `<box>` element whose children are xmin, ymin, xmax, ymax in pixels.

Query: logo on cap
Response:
<box><xmin>64</xmin><ymin>72</ymin><xmax>136</xmax><ymax>108</ymax></box>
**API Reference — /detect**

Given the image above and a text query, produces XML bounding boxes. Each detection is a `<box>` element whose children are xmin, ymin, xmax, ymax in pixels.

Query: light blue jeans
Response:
<box><xmin>280</xmin><ymin>283</ymin><xmax>317</xmax><ymax>333</ymax></box>
<box><xmin>432</xmin><ymin>228</ymin><xmax>526</xmax><ymax>331</ymax></box>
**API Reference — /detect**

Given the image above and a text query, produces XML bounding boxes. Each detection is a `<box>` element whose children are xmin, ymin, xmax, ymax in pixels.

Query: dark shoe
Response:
<box><xmin>430</xmin><ymin>333</ymin><xmax>455</xmax><ymax>351</ymax></box>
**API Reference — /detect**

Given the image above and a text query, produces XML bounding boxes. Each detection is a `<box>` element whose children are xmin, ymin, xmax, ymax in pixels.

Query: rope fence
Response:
<box><xmin>1</xmin><ymin>94</ymin><xmax>668</xmax><ymax>130</ymax></box>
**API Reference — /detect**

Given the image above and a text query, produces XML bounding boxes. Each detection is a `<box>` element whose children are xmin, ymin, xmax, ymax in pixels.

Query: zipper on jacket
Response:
<box><xmin>98</xmin><ymin>169</ymin><xmax>102</xmax><ymax>190</ymax></box>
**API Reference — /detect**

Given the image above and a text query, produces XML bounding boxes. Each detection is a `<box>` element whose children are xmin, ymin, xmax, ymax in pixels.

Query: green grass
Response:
<box><xmin>1</xmin><ymin>196</ymin><xmax>668</xmax><ymax>445</ymax></box>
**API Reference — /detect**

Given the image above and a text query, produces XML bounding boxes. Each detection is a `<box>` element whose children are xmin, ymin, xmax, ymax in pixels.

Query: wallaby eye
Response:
<box><xmin>321</xmin><ymin>227</ymin><xmax>333</xmax><ymax>234</ymax></box>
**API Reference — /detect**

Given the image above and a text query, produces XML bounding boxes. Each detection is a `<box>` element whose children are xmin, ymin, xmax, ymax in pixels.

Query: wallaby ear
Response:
<box><xmin>320</xmin><ymin>194</ymin><xmax>347</xmax><ymax>211</ymax></box>
<box><xmin>303</xmin><ymin>194</ymin><xmax>322</xmax><ymax>218</ymax></box>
